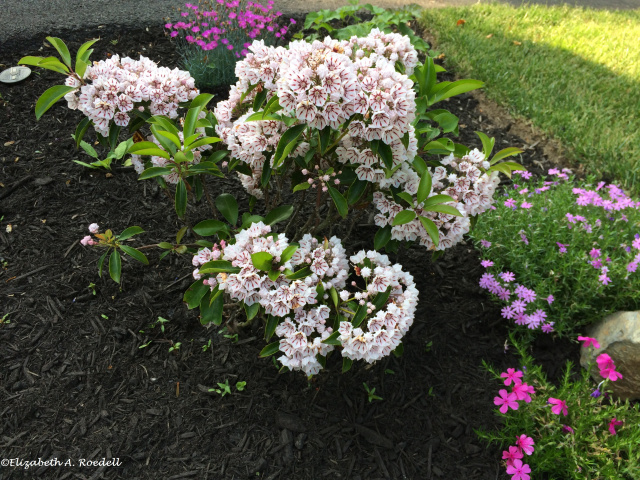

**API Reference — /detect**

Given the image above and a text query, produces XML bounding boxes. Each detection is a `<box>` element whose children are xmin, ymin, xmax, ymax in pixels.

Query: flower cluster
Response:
<box><xmin>479</xmin><ymin>268</ymin><xmax>554</xmax><ymax>332</ymax></box>
<box><xmin>371</xmin><ymin>150</ymin><xmax>500</xmax><ymax>250</ymax></box>
<box><xmin>191</xmin><ymin>223</ymin><xmax>418</xmax><ymax>375</ymax></box>
<box><xmin>494</xmin><ymin>368</ymin><xmax>535</xmax><ymax>413</ymax></box>
<box><xmin>64</xmin><ymin>55</ymin><xmax>198</xmax><ymax>136</ymax></box>
<box><xmin>166</xmin><ymin>1</ymin><xmax>292</xmax><ymax>56</ymax></box>
<box><xmin>338</xmin><ymin>250</ymin><xmax>418</xmax><ymax>362</ymax></box>
<box><xmin>502</xmin><ymin>435</ymin><xmax>534</xmax><ymax>480</ymax></box>
<box><xmin>80</xmin><ymin>223</ymin><xmax>100</xmax><ymax>246</ymax></box>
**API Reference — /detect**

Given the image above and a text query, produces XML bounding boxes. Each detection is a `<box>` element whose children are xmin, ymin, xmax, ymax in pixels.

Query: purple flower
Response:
<box><xmin>481</xmin><ymin>260</ymin><xmax>494</xmax><ymax>268</ymax></box>
<box><xmin>500</xmin><ymin>271</ymin><xmax>515</xmax><ymax>282</ymax></box>
<box><xmin>546</xmin><ymin>295</ymin><xmax>554</xmax><ymax>305</ymax></box>
<box><xmin>556</xmin><ymin>242</ymin><xmax>568</xmax><ymax>254</ymax></box>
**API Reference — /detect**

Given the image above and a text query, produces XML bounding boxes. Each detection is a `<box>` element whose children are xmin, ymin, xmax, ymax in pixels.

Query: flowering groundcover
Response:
<box><xmin>1</xmin><ymin>21</ymin><xmax>575</xmax><ymax>480</ymax></box>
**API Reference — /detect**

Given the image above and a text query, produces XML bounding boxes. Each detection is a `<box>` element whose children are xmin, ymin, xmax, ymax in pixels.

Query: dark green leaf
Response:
<box><xmin>374</xmin><ymin>226</ymin><xmax>391</xmax><ymax>250</ymax></box>
<box><xmin>342</xmin><ymin>357</ymin><xmax>353</xmax><ymax>373</ymax></box>
<box><xmin>200</xmin><ymin>288</ymin><xmax>224</xmax><ymax>326</ymax></box>
<box><xmin>392</xmin><ymin>343</ymin><xmax>404</xmax><ymax>357</ymax></box>
<box><xmin>215</xmin><ymin>193</ymin><xmax>238</xmax><ymax>225</ymax></box>
<box><xmin>377</xmin><ymin>141</ymin><xmax>394</xmax><ymax>169</ymax></box>
<box><xmin>97</xmin><ymin>250</ymin><xmax>108</xmax><ymax>277</ymax></box>
<box><xmin>253</xmin><ymin>88</ymin><xmax>268</xmax><ymax>112</ymax></box>
<box><xmin>286</xmin><ymin>266</ymin><xmax>312</xmax><ymax>280</ymax></box>
<box><xmin>265</xmin><ymin>315</ymin><xmax>278</xmax><ymax>341</ymax></box>
<box><xmin>391</xmin><ymin>210</ymin><xmax>416</xmax><ymax>226</ymax></box>
<box><xmin>118</xmin><ymin>226</ymin><xmax>144</xmax><ymax>241</ymax></box>
<box><xmin>319</xmin><ymin>126</ymin><xmax>331</xmax><ymax>154</ymax></box>
<box><xmin>418</xmin><ymin>216</ymin><xmax>439</xmax><ymax>247</ymax></box>
<box><xmin>119</xmin><ymin>245</ymin><xmax>148</xmax><ymax>265</ymax></box>
<box><xmin>476</xmin><ymin>131</ymin><xmax>495</xmax><ymax>159</ymax></box>
<box><xmin>73</xmin><ymin>117</ymin><xmax>91</xmax><ymax>148</ymax></box>
<box><xmin>189</xmin><ymin>93</ymin><xmax>215</xmax><ymax>110</ymax></box>
<box><xmin>273</xmin><ymin>124</ymin><xmax>306</xmax><ymax>168</ymax></box>
<box><xmin>35</xmin><ymin>85</ymin><xmax>75</xmax><ymax>120</ymax></box>
<box><xmin>280</xmin><ymin>244</ymin><xmax>298</xmax><ymax>264</ymax></box>
<box><xmin>265</xmin><ymin>205</ymin><xmax>294</xmax><ymax>225</ymax></box>
<box><xmin>347</xmin><ymin>179</ymin><xmax>367</xmax><ymax>205</ymax></box>
<box><xmin>244</xmin><ymin>302</ymin><xmax>260</xmax><ymax>321</ymax></box>
<box><xmin>352</xmin><ymin>304</ymin><xmax>368</xmax><ymax>328</ymax></box>
<box><xmin>108</xmin><ymin>250</ymin><xmax>122</xmax><ymax>284</ymax></box>
<box><xmin>322</xmin><ymin>330</ymin><xmax>342</xmax><ymax>346</ymax></box>
<box><xmin>372</xmin><ymin>286</ymin><xmax>392</xmax><ymax>310</ymax></box>
<box><xmin>197</xmin><ymin>260</ymin><xmax>240</xmax><ymax>274</ymax></box>
<box><xmin>327</xmin><ymin>186</ymin><xmax>348</xmax><ymax>219</ymax></box>
<box><xmin>184</xmin><ymin>279</ymin><xmax>209</xmax><ymax>309</ymax></box>
<box><xmin>138</xmin><ymin>167</ymin><xmax>173</xmax><ymax>180</ymax></box>
<box><xmin>424</xmin><ymin>204</ymin><xmax>462</xmax><ymax>217</ymax></box>
<box><xmin>193</xmin><ymin>219</ymin><xmax>228</xmax><ymax>236</ymax></box>
<box><xmin>259</xmin><ymin>341</ymin><xmax>280</xmax><ymax>358</ymax></box>
<box><xmin>175</xmin><ymin>180</ymin><xmax>187</xmax><ymax>219</ymax></box>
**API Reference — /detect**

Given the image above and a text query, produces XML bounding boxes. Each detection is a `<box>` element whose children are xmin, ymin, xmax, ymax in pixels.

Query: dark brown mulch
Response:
<box><xmin>0</xmin><ymin>23</ymin><xmax>578</xmax><ymax>480</ymax></box>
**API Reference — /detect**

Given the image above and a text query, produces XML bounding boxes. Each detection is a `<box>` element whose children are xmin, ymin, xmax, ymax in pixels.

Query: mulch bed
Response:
<box><xmin>0</xmin><ymin>22</ymin><xmax>578</xmax><ymax>479</ymax></box>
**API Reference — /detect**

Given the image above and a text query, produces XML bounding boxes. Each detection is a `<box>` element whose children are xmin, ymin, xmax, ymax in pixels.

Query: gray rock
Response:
<box><xmin>580</xmin><ymin>311</ymin><xmax>640</xmax><ymax>400</ymax></box>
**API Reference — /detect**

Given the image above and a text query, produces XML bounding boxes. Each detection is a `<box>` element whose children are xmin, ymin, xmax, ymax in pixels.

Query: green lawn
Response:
<box><xmin>420</xmin><ymin>4</ymin><xmax>640</xmax><ymax>191</ymax></box>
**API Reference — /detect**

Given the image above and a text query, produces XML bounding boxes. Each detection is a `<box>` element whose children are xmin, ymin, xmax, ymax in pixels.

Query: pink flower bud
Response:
<box><xmin>334</xmin><ymin>179</ymin><xmax>340</xmax><ymax>185</ymax></box>
<box><xmin>314</xmin><ymin>165</ymin><xmax>320</xmax><ymax>170</ymax></box>
<box><xmin>279</xmin><ymin>266</ymin><xmax>286</xmax><ymax>271</ymax></box>
<box><xmin>138</xmin><ymin>106</ymin><xmax>145</xmax><ymax>112</ymax></box>
<box><xmin>80</xmin><ymin>235</ymin><xmax>92</xmax><ymax>246</ymax></box>
<box><xmin>301</xmin><ymin>169</ymin><xmax>308</xmax><ymax>175</ymax></box>
<box><xmin>351</xmin><ymin>281</ymin><xmax>357</xmax><ymax>286</ymax></box>
<box><xmin>222</xmin><ymin>161</ymin><xmax>228</xmax><ymax>168</ymax></box>
<box><xmin>323</xmin><ymin>175</ymin><xmax>330</xmax><ymax>181</ymax></box>
<box><xmin>322</xmin><ymin>187</ymin><xmax>328</xmax><ymax>192</ymax></box>
<box><xmin>307</xmin><ymin>178</ymin><xmax>314</xmax><ymax>184</ymax></box>
<box><xmin>89</xmin><ymin>223</ymin><xmax>99</xmax><ymax>234</ymax></box>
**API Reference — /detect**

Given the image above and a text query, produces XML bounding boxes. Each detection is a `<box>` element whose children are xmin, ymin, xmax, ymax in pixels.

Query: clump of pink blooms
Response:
<box><xmin>190</xmin><ymin>222</ymin><xmax>417</xmax><ymax>375</ymax></box>
<box><xmin>214</xmin><ymin>31</ymin><xmax>499</xmax><ymax>253</ymax></box>
<box><xmin>165</xmin><ymin>1</ymin><xmax>293</xmax><ymax>57</ymax></box>
<box><xmin>64</xmin><ymin>55</ymin><xmax>199</xmax><ymax>136</ymax></box>
<box><xmin>80</xmin><ymin>223</ymin><xmax>100</xmax><ymax>246</ymax></box>
<box><xmin>479</xmin><ymin>269</ymin><xmax>554</xmax><ymax>332</ymax></box>
<box><xmin>501</xmin><ymin>433</ymin><xmax>534</xmax><ymax>480</ymax></box>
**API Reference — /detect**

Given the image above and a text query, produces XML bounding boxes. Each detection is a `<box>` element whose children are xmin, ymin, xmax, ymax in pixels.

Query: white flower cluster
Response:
<box><xmin>191</xmin><ymin>224</ymin><xmax>418</xmax><ymax>375</ymax></box>
<box><xmin>372</xmin><ymin>149</ymin><xmax>501</xmax><ymax>250</ymax></box>
<box><xmin>213</xmin><ymin>31</ymin><xmax>418</xmax><ymax>197</ymax></box>
<box><xmin>338</xmin><ymin>250</ymin><xmax>418</xmax><ymax>362</ymax></box>
<box><xmin>64</xmin><ymin>55</ymin><xmax>199</xmax><ymax>136</ymax></box>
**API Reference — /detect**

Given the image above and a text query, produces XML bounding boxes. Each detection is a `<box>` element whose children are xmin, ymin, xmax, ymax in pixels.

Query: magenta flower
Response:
<box><xmin>596</xmin><ymin>353</ymin><xmax>623</xmax><ymax>381</ymax></box>
<box><xmin>608</xmin><ymin>418</ymin><xmax>623</xmax><ymax>435</ymax></box>
<box><xmin>494</xmin><ymin>389</ymin><xmax>519</xmax><ymax>414</ymax></box>
<box><xmin>500</xmin><ymin>368</ymin><xmax>523</xmax><ymax>386</ymax></box>
<box><xmin>500</xmin><ymin>271</ymin><xmax>515</xmax><ymax>282</ymax></box>
<box><xmin>546</xmin><ymin>294</ymin><xmax>554</xmax><ymax>305</ymax></box>
<box><xmin>561</xmin><ymin>425</ymin><xmax>574</xmax><ymax>434</ymax></box>
<box><xmin>511</xmin><ymin>382</ymin><xmax>534</xmax><ymax>403</ymax></box>
<box><xmin>480</xmin><ymin>239</ymin><xmax>492</xmax><ymax>248</ymax></box>
<box><xmin>515</xmin><ymin>434</ymin><xmax>535</xmax><ymax>455</ymax></box>
<box><xmin>541</xmin><ymin>322</ymin><xmax>554</xmax><ymax>333</ymax></box>
<box><xmin>502</xmin><ymin>445</ymin><xmax>523</xmax><ymax>466</ymax></box>
<box><xmin>521</xmin><ymin>201</ymin><xmax>533</xmax><ymax>209</ymax></box>
<box><xmin>481</xmin><ymin>260</ymin><xmax>494</xmax><ymax>268</ymax></box>
<box><xmin>589</xmin><ymin>248</ymin><xmax>601</xmax><ymax>258</ymax></box>
<box><xmin>504</xmin><ymin>198</ymin><xmax>516</xmax><ymax>208</ymax></box>
<box><xmin>548</xmin><ymin>397</ymin><xmax>568</xmax><ymax>416</ymax></box>
<box><xmin>556</xmin><ymin>242</ymin><xmax>568</xmax><ymax>253</ymax></box>
<box><xmin>577</xmin><ymin>336</ymin><xmax>600</xmax><ymax>349</ymax></box>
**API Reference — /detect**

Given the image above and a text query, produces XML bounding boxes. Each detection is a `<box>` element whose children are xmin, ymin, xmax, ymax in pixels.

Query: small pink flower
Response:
<box><xmin>596</xmin><ymin>353</ymin><xmax>623</xmax><ymax>381</ymax></box>
<box><xmin>502</xmin><ymin>445</ymin><xmax>523</xmax><ymax>466</ymax></box>
<box><xmin>500</xmin><ymin>368</ymin><xmax>523</xmax><ymax>386</ymax></box>
<box><xmin>520</xmin><ymin>201</ymin><xmax>532</xmax><ymax>209</ymax></box>
<box><xmin>511</xmin><ymin>382</ymin><xmax>534</xmax><ymax>403</ymax></box>
<box><xmin>481</xmin><ymin>260</ymin><xmax>494</xmax><ymax>268</ymax></box>
<box><xmin>562</xmin><ymin>425</ymin><xmax>574</xmax><ymax>434</ymax></box>
<box><xmin>480</xmin><ymin>239</ymin><xmax>492</xmax><ymax>248</ymax></box>
<box><xmin>89</xmin><ymin>223</ymin><xmax>100</xmax><ymax>234</ymax></box>
<box><xmin>506</xmin><ymin>459</ymin><xmax>531</xmax><ymax>480</ymax></box>
<box><xmin>548</xmin><ymin>397</ymin><xmax>568</xmax><ymax>416</ymax></box>
<box><xmin>515</xmin><ymin>434</ymin><xmax>535</xmax><ymax>455</ymax></box>
<box><xmin>577</xmin><ymin>336</ymin><xmax>600</xmax><ymax>349</ymax></box>
<box><xmin>80</xmin><ymin>235</ymin><xmax>95</xmax><ymax>246</ymax></box>
<box><xmin>494</xmin><ymin>389</ymin><xmax>519</xmax><ymax>414</ymax></box>
<box><xmin>608</xmin><ymin>418</ymin><xmax>623</xmax><ymax>435</ymax></box>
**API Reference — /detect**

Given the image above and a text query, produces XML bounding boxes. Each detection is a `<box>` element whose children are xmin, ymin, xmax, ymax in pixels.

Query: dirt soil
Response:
<box><xmin>0</xmin><ymin>24</ymin><xmax>578</xmax><ymax>480</ymax></box>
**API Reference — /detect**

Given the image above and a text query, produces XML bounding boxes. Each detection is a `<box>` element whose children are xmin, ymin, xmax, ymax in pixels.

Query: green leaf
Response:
<box><xmin>197</xmin><ymin>260</ymin><xmax>240</xmax><ymax>274</ymax></box>
<box><xmin>200</xmin><ymin>288</ymin><xmax>224</xmax><ymax>326</ymax></box>
<box><xmin>327</xmin><ymin>186</ymin><xmax>348</xmax><ymax>219</ymax></box>
<box><xmin>184</xmin><ymin>279</ymin><xmax>209</xmax><ymax>309</ymax></box>
<box><xmin>280</xmin><ymin>244</ymin><xmax>298</xmax><ymax>264</ymax></box>
<box><xmin>286</xmin><ymin>266</ymin><xmax>312</xmax><ymax>280</ymax></box>
<box><xmin>424</xmin><ymin>204</ymin><xmax>462</xmax><ymax>217</ymax></box>
<box><xmin>108</xmin><ymin>250</ymin><xmax>122</xmax><ymax>283</ymax></box>
<box><xmin>352</xmin><ymin>304</ymin><xmax>368</xmax><ymax>328</ymax></box>
<box><xmin>423</xmin><ymin>194</ymin><xmax>455</xmax><ymax>207</ymax></box>
<box><xmin>413</xmin><ymin>56</ymin><xmax>436</xmax><ymax>98</ymax></box>
<box><xmin>35</xmin><ymin>85</ymin><xmax>75</xmax><ymax>120</ymax></box>
<box><xmin>118</xmin><ymin>226</ymin><xmax>144</xmax><ymax>240</ymax></box>
<box><xmin>193</xmin><ymin>219</ymin><xmax>227</xmax><ymax>236</ymax></box>
<box><xmin>417</xmin><ymin>170</ymin><xmax>432</xmax><ymax>205</ymax></box>
<box><xmin>265</xmin><ymin>205</ymin><xmax>294</xmax><ymax>225</ymax></box>
<box><xmin>46</xmin><ymin>36</ymin><xmax>71</xmax><ymax>68</ymax></box>
<box><xmin>73</xmin><ymin>117</ymin><xmax>92</xmax><ymax>148</ymax></box>
<box><xmin>273</xmin><ymin>124</ymin><xmax>306</xmax><ymax>168</ymax></box>
<box><xmin>412</xmin><ymin>156</ymin><xmax>427</xmax><ymax>176</ymax></box>
<box><xmin>251</xmin><ymin>252</ymin><xmax>274</xmax><ymax>271</ymax></box>
<box><xmin>175</xmin><ymin>180</ymin><xmax>187</xmax><ymax>219</ymax></box>
<box><xmin>393</xmin><ymin>343</ymin><xmax>404</xmax><ymax>357</ymax></box>
<box><xmin>215</xmin><ymin>193</ymin><xmax>238</xmax><ymax>225</ymax></box>
<box><xmin>31</xmin><ymin>57</ymin><xmax>70</xmax><ymax>74</ymax></box>
<box><xmin>374</xmin><ymin>226</ymin><xmax>391</xmax><ymax>250</ymax></box>
<box><xmin>429</xmin><ymin>79</ymin><xmax>484</xmax><ymax>105</ymax></box>
<box><xmin>158</xmin><ymin>242</ymin><xmax>173</xmax><ymax>250</ymax></box>
<box><xmin>322</xmin><ymin>330</ymin><xmax>342</xmax><ymax>346</ymax></box>
<box><xmin>97</xmin><ymin>250</ymin><xmax>108</xmax><ymax>277</ymax></box>
<box><xmin>500</xmin><ymin>161</ymin><xmax>526</xmax><ymax>171</ymax></box>
<box><xmin>261</xmin><ymin>156</ymin><xmax>272</xmax><ymax>188</ymax></box>
<box><xmin>138</xmin><ymin>167</ymin><xmax>173</xmax><ymax>180</ymax></box>
<box><xmin>244</xmin><ymin>302</ymin><xmax>260</xmax><ymax>321</ymax></box>
<box><xmin>392</xmin><ymin>210</ymin><xmax>416</xmax><ymax>226</ymax></box>
<box><xmin>268</xmin><ymin>269</ymin><xmax>281</xmax><ymax>281</ymax></box>
<box><xmin>240</xmin><ymin>214</ymin><xmax>265</xmax><ymax>230</ymax></box>
<box><xmin>395</xmin><ymin>192</ymin><xmax>414</xmax><ymax>205</ymax></box>
<box><xmin>262</xmin><ymin>95</ymin><xmax>282</xmax><ymax>117</ymax></box>
<box><xmin>119</xmin><ymin>245</ymin><xmax>149</xmax><ymax>265</ymax></box>
<box><xmin>75</xmin><ymin>38</ymin><xmax>99</xmax><ymax>76</ymax></box>
<box><xmin>114</xmin><ymin>138</ymin><xmax>133</xmax><ymax>160</ymax></box>
<box><xmin>253</xmin><ymin>88</ymin><xmax>268</xmax><ymax>112</ymax></box>
<box><xmin>419</xmin><ymin>216</ymin><xmax>440</xmax><ymax>246</ymax></box>
<box><xmin>259</xmin><ymin>341</ymin><xmax>280</xmax><ymax>358</ymax></box>
<box><xmin>424</xmin><ymin>138</ymin><xmax>455</xmax><ymax>155</ymax></box>
<box><xmin>189</xmin><ymin>93</ymin><xmax>215</xmax><ymax>111</ymax></box>
<box><xmin>128</xmin><ymin>141</ymin><xmax>171</xmax><ymax>159</ymax></box>
<box><xmin>244</xmin><ymin>112</ymin><xmax>282</xmax><ymax>122</ymax></box>
<box><xmin>377</xmin><ymin>141</ymin><xmax>394</xmax><ymax>169</ymax></box>
<box><xmin>476</xmin><ymin>132</ymin><xmax>495</xmax><ymax>159</ymax></box>
<box><xmin>330</xmin><ymin>287</ymin><xmax>338</xmax><ymax>308</ymax></box>
<box><xmin>490</xmin><ymin>147</ymin><xmax>523</xmax><ymax>165</ymax></box>
<box><xmin>78</xmin><ymin>140</ymin><xmax>98</xmax><ymax>159</ymax></box>
<box><xmin>293</xmin><ymin>182</ymin><xmax>311</xmax><ymax>192</ymax></box>
<box><xmin>176</xmin><ymin>225</ymin><xmax>188</xmax><ymax>244</ymax></box>
<box><xmin>347</xmin><ymin>179</ymin><xmax>367</xmax><ymax>205</ymax></box>
<box><xmin>372</xmin><ymin>286</ymin><xmax>392</xmax><ymax>310</ymax></box>
<box><xmin>152</xmin><ymin>127</ymin><xmax>181</xmax><ymax>151</ymax></box>
<box><xmin>319</xmin><ymin>126</ymin><xmax>331</xmax><ymax>154</ymax></box>
<box><xmin>147</xmin><ymin>115</ymin><xmax>179</xmax><ymax>136</ymax></box>
<box><xmin>489</xmin><ymin>163</ymin><xmax>513</xmax><ymax>178</ymax></box>
<box><xmin>342</xmin><ymin>357</ymin><xmax>353</xmax><ymax>373</ymax></box>
<box><xmin>265</xmin><ymin>315</ymin><xmax>278</xmax><ymax>341</ymax></box>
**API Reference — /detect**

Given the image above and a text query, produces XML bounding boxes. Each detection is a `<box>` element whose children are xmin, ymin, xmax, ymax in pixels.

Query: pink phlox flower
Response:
<box><xmin>480</xmin><ymin>239</ymin><xmax>492</xmax><ymax>248</ymax></box>
<box><xmin>519</xmin><ymin>188</ymin><xmax>528</xmax><ymax>195</ymax></box>
<box><xmin>598</xmin><ymin>270</ymin><xmax>611</xmax><ymax>285</ymax></box>
<box><xmin>494</xmin><ymin>389</ymin><xmax>519</xmax><ymax>414</ymax></box>
<box><xmin>511</xmin><ymin>299</ymin><xmax>527</xmax><ymax>314</ymax></box>
<box><xmin>501</xmin><ymin>305</ymin><xmax>515</xmax><ymax>319</ymax></box>
<box><xmin>546</xmin><ymin>294</ymin><xmax>554</xmax><ymax>304</ymax></box>
<box><xmin>520</xmin><ymin>201</ymin><xmax>532</xmax><ymax>209</ymax></box>
<box><xmin>504</xmin><ymin>198</ymin><xmax>516</xmax><ymax>209</ymax></box>
<box><xmin>541</xmin><ymin>322</ymin><xmax>554</xmax><ymax>333</ymax></box>
<box><xmin>562</xmin><ymin>425</ymin><xmax>575</xmax><ymax>434</ymax></box>
<box><xmin>518</xmin><ymin>287</ymin><xmax>536</xmax><ymax>304</ymax></box>
<box><xmin>511</xmin><ymin>382</ymin><xmax>534</xmax><ymax>403</ymax></box>
<box><xmin>556</xmin><ymin>242</ymin><xmax>568</xmax><ymax>253</ymax></box>
<box><xmin>596</xmin><ymin>181</ymin><xmax>606</xmax><ymax>191</ymax></box>
<box><xmin>500</xmin><ymin>271</ymin><xmax>515</xmax><ymax>282</ymax></box>
<box><xmin>633</xmin><ymin>237</ymin><xmax>640</xmax><ymax>250</ymax></box>
<box><xmin>608</xmin><ymin>418</ymin><xmax>623</xmax><ymax>435</ymax></box>
<box><xmin>502</xmin><ymin>446</ymin><xmax>523</xmax><ymax>467</ymax></box>
<box><xmin>548</xmin><ymin>397</ymin><xmax>568</xmax><ymax>416</ymax></box>
<box><xmin>515</xmin><ymin>434</ymin><xmax>535</xmax><ymax>455</ymax></box>
<box><xmin>506</xmin><ymin>459</ymin><xmax>531</xmax><ymax>480</ymax></box>
<box><xmin>590</xmin><ymin>258</ymin><xmax>603</xmax><ymax>269</ymax></box>
<box><xmin>500</xmin><ymin>368</ymin><xmax>523</xmax><ymax>386</ymax></box>
<box><xmin>481</xmin><ymin>259</ymin><xmax>494</xmax><ymax>268</ymax></box>
<box><xmin>577</xmin><ymin>336</ymin><xmax>600</xmax><ymax>349</ymax></box>
<box><xmin>519</xmin><ymin>230</ymin><xmax>529</xmax><ymax>245</ymax></box>
<box><xmin>596</xmin><ymin>353</ymin><xmax>623</xmax><ymax>381</ymax></box>
<box><xmin>589</xmin><ymin>248</ymin><xmax>601</xmax><ymax>258</ymax></box>
<box><xmin>627</xmin><ymin>262</ymin><xmax>638</xmax><ymax>273</ymax></box>
<box><xmin>497</xmin><ymin>288</ymin><xmax>512</xmax><ymax>301</ymax></box>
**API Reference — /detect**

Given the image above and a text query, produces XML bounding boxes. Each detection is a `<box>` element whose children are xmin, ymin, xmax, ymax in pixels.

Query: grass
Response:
<box><xmin>420</xmin><ymin>4</ymin><xmax>640</xmax><ymax>192</ymax></box>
